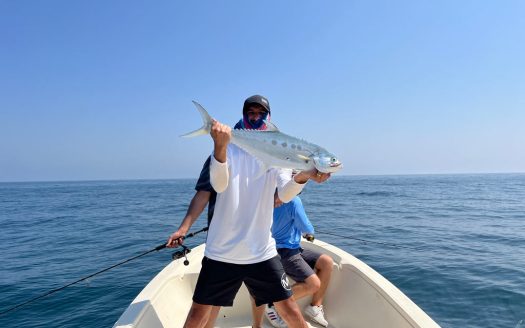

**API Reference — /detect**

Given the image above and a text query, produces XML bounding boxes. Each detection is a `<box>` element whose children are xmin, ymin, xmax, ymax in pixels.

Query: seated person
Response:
<box><xmin>265</xmin><ymin>192</ymin><xmax>333</xmax><ymax>327</ymax></box>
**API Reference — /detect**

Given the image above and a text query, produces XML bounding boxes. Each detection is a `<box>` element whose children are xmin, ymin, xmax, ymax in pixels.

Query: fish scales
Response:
<box><xmin>231</xmin><ymin>129</ymin><xmax>323</xmax><ymax>171</ymax></box>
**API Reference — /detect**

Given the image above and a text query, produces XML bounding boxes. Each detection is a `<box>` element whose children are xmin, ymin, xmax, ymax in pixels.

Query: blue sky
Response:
<box><xmin>1</xmin><ymin>1</ymin><xmax>524</xmax><ymax>182</ymax></box>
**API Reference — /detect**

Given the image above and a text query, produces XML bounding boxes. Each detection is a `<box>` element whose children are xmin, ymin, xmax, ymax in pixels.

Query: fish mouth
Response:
<box><xmin>330</xmin><ymin>162</ymin><xmax>342</xmax><ymax>168</ymax></box>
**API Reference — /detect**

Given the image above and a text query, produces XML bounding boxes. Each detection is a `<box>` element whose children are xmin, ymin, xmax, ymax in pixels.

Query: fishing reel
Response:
<box><xmin>169</xmin><ymin>227</ymin><xmax>208</xmax><ymax>266</ymax></box>
<box><xmin>172</xmin><ymin>245</ymin><xmax>191</xmax><ymax>266</ymax></box>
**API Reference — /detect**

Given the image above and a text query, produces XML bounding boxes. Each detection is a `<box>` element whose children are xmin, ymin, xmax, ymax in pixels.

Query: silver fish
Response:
<box><xmin>182</xmin><ymin>101</ymin><xmax>343</xmax><ymax>174</ymax></box>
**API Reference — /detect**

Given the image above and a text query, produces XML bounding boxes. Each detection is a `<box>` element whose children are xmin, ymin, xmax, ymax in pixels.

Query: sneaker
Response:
<box><xmin>304</xmin><ymin>304</ymin><xmax>328</xmax><ymax>327</ymax></box>
<box><xmin>265</xmin><ymin>305</ymin><xmax>287</xmax><ymax>328</ymax></box>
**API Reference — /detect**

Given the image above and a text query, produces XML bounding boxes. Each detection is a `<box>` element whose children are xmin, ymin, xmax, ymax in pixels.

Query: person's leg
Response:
<box><xmin>311</xmin><ymin>254</ymin><xmax>333</xmax><ymax>306</ymax></box>
<box><xmin>298</xmin><ymin>250</ymin><xmax>331</xmax><ymax>327</ymax></box>
<box><xmin>184</xmin><ymin>302</ymin><xmax>213</xmax><ymax>328</ymax></box>
<box><xmin>279</xmin><ymin>251</ymin><xmax>319</xmax><ymax>301</ymax></box>
<box><xmin>204</xmin><ymin>306</ymin><xmax>221</xmax><ymax>328</ymax></box>
<box><xmin>273</xmin><ymin>297</ymin><xmax>308</xmax><ymax>328</ymax></box>
<box><xmin>291</xmin><ymin>273</ymin><xmax>320</xmax><ymax>301</ymax></box>
<box><xmin>192</xmin><ymin>257</ymin><xmax>244</xmax><ymax>327</ymax></box>
<box><xmin>244</xmin><ymin>256</ymin><xmax>294</xmax><ymax>328</ymax></box>
<box><xmin>250</xmin><ymin>297</ymin><xmax>265</xmax><ymax>328</ymax></box>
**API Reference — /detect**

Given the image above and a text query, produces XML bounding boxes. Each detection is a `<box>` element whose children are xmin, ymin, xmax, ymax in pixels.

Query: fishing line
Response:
<box><xmin>0</xmin><ymin>227</ymin><xmax>208</xmax><ymax>317</ymax></box>
<box><xmin>315</xmin><ymin>229</ymin><xmax>423</xmax><ymax>251</ymax></box>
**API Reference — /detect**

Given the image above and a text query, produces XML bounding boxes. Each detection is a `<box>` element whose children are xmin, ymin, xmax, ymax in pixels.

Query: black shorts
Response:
<box><xmin>193</xmin><ymin>256</ymin><xmax>293</xmax><ymax>307</ymax></box>
<box><xmin>277</xmin><ymin>248</ymin><xmax>321</xmax><ymax>282</ymax></box>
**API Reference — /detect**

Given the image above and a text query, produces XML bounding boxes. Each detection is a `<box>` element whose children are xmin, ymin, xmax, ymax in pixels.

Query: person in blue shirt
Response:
<box><xmin>267</xmin><ymin>194</ymin><xmax>333</xmax><ymax>327</ymax></box>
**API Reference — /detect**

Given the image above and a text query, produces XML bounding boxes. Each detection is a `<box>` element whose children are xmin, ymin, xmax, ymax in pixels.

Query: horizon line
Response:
<box><xmin>1</xmin><ymin>171</ymin><xmax>524</xmax><ymax>184</ymax></box>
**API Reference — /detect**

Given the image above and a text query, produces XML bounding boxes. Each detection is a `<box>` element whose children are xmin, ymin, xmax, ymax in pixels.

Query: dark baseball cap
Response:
<box><xmin>243</xmin><ymin>95</ymin><xmax>270</xmax><ymax>114</ymax></box>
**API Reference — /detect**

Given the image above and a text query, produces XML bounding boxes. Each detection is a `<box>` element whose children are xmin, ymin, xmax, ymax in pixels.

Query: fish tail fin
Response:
<box><xmin>180</xmin><ymin>101</ymin><xmax>213</xmax><ymax>138</ymax></box>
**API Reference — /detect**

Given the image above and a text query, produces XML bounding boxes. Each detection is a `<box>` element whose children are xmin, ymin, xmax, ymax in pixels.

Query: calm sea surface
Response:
<box><xmin>0</xmin><ymin>174</ymin><xmax>524</xmax><ymax>327</ymax></box>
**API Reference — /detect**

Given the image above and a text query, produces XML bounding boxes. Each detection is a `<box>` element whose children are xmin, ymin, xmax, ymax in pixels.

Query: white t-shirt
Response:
<box><xmin>206</xmin><ymin>144</ymin><xmax>305</xmax><ymax>264</ymax></box>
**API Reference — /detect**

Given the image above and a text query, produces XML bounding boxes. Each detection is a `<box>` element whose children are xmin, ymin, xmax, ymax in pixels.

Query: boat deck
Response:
<box><xmin>114</xmin><ymin>240</ymin><xmax>440</xmax><ymax>328</ymax></box>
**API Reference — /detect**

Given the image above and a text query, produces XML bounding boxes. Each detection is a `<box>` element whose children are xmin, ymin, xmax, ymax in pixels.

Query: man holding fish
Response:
<box><xmin>168</xmin><ymin>95</ymin><xmax>339</xmax><ymax>328</ymax></box>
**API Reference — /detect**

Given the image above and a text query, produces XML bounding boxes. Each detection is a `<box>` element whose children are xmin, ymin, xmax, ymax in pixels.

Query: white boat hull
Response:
<box><xmin>114</xmin><ymin>239</ymin><xmax>440</xmax><ymax>328</ymax></box>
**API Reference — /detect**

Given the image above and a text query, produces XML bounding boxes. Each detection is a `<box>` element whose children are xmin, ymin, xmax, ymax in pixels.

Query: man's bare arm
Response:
<box><xmin>166</xmin><ymin>190</ymin><xmax>211</xmax><ymax>247</ymax></box>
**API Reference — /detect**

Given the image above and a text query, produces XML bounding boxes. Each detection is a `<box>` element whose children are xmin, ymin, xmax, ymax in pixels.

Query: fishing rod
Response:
<box><xmin>0</xmin><ymin>227</ymin><xmax>208</xmax><ymax>317</ymax></box>
<box><xmin>315</xmin><ymin>229</ymin><xmax>423</xmax><ymax>251</ymax></box>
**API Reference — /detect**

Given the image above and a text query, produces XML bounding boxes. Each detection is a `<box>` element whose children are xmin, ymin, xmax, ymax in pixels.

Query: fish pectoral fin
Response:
<box><xmin>264</xmin><ymin>121</ymin><xmax>280</xmax><ymax>132</ymax></box>
<box><xmin>297</xmin><ymin>154</ymin><xmax>311</xmax><ymax>163</ymax></box>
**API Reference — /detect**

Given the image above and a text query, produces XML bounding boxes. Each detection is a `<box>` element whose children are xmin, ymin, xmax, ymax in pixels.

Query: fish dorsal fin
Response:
<box><xmin>264</xmin><ymin>121</ymin><xmax>279</xmax><ymax>132</ymax></box>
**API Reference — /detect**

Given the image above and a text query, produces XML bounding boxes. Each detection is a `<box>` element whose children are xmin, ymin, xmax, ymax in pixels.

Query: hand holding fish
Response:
<box><xmin>210</xmin><ymin>119</ymin><xmax>231</xmax><ymax>163</ymax></box>
<box><xmin>294</xmin><ymin>168</ymin><xmax>331</xmax><ymax>184</ymax></box>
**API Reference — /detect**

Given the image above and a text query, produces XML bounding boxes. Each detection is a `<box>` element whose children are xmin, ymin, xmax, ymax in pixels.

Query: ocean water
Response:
<box><xmin>0</xmin><ymin>174</ymin><xmax>524</xmax><ymax>327</ymax></box>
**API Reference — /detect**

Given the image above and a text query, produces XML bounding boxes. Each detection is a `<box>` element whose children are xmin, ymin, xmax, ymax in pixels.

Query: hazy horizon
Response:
<box><xmin>2</xmin><ymin>171</ymin><xmax>524</xmax><ymax>184</ymax></box>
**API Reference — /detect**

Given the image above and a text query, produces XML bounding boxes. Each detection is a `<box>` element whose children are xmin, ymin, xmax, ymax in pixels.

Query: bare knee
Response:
<box><xmin>316</xmin><ymin>254</ymin><xmax>333</xmax><ymax>272</ymax></box>
<box><xmin>305</xmin><ymin>274</ymin><xmax>321</xmax><ymax>293</ymax></box>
